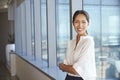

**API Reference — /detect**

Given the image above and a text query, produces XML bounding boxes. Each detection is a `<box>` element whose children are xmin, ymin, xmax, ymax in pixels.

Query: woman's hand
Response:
<box><xmin>58</xmin><ymin>63</ymin><xmax>78</xmax><ymax>75</ymax></box>
<box><xmin>59</xmin><ymin>63</ymin><xmax>66</xmax><ymax>72</ymax></box>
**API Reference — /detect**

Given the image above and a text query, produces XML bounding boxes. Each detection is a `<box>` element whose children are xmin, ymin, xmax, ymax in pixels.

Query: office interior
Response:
<box><xmin>0</xmin><ymin>0</ymin><xmax>120</xmax><ymax>80</ymax></box>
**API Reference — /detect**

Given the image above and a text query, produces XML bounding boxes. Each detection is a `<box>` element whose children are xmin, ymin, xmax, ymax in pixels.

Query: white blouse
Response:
<box><xmin>63</xmin><ymin>36</ymin><xmax>97</xmax><ymax>80</ymax></box>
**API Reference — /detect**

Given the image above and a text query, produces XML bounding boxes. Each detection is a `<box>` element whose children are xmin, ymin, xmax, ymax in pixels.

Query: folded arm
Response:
<box><xmin>59</xmin><ymin>63</ymin><xmax>78</xmax><ymax>75</ymax></box>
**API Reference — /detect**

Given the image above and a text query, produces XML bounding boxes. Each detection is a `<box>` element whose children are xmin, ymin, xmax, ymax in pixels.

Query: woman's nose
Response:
<box><xmin>78</xmin><ymin>22</ymin><xmax>82</xmax><ymax>27</ymax></box>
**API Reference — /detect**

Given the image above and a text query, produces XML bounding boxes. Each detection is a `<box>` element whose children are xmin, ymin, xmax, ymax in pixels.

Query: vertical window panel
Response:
<box><xmin>84</xmin><ymin>5</ymin><xmax>101</xmax><ymax>79</ymax></box>
<box><xmin>102</xmin><ymin>6</ymin><xmax>120</xmax><ymax>46</ymax></box>
<box><xmin>21</xmin><ymin>2</ymin><xmax>26</xmax><ymax>55</ymax></box>
<box><xmin>47</xmin><ymin>0</ymin><xmax>57</xmax><ymax>67</ymax></box>
<box><xmin>84</xmin><ymin>6</ymin><xmax>101</xmax><ymax>46</ymax></box>
<box><xmin>56</xmin><ymin>0</ymin><xmax>70</xmax><ymax>64</ymax></box>
<box><xmin>25</xmin><ymin>0</ymin><xmax>32</xmax><ymax>58</ymax></box>
<box><xmin>41</xmin><ymin>0</ymin><xmax>48</xmax><ymax>62</ymax></box>
<box><xmin>15</xmin><ymin>6</ymin><xmax>22</xmax><ymax>54</ymax></box>
<box><xmin>30</xmin><ymin>0</ymin><xmax>35</xmax><ymax>59</ymax></box>
<box><xmin>101</xmin><ymin>6</ymin><xmax>120</xmax><ymax>79</ymax></box>
<box><xmin>34</xmin><ymin>0</ymin><xmax>42</xmax><ymax>61</ymax></box>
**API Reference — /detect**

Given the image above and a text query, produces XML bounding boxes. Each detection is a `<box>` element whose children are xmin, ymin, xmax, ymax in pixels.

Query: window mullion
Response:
<box><xmin>21</xmin><ymin>2</ymin><xmax>26</xmax><ymax>55</ymax></box>
<box><xmin>15</xmin><ymin>6</ymin><xmax>22</xmax><ymax>53</ymax></box>
<box><xmin>34</xmin><ymin>0</ymin><xmax>42</xmax><ymax>60</ymax></box>
<box><xmin>25</xmin><ymin>0</ymin><xmax>32</xmax><ymax>57</ymax></box>
<box><xmin>47</xmin><ymin>0</ymin><xmax>57</xmax><ymax>67</ymax></box>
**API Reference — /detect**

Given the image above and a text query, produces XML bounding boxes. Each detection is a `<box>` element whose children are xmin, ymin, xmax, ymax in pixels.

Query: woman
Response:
<box><xmin>59</xmin><ymin>10</ymin><xmax>96</xmax><ymax>80</ymax></box>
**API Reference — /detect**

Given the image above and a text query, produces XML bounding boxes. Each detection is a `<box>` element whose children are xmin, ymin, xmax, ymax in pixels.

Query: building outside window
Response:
<box><xmin>83</xmin><ymin>0</ymin><xmax>120</xmax><ymax>79</ymax></box>
<box><xmin>56</xmin><ymin>0</ymin><xmax>70</xmax><ymax>64</ymax></box>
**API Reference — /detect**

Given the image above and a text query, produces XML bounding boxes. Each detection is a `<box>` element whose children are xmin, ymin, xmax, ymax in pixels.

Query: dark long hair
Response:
<box><xmin>72</xmin><ymin>10</ymin><xmax>90</xmax><ymax>34</ymax></box>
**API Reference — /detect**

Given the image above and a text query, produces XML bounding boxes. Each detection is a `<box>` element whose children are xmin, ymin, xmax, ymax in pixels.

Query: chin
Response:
<box><xmin>78</xmin><ymin>32</ymin><xmax>83</xmax><ymax>34</ymax></box>
<box><xmin>78</xmin><ymin>32</ymin><xmax>85</xmax><ymax>36</ymax></box>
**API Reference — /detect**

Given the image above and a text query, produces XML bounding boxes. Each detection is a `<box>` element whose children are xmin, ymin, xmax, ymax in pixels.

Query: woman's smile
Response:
<box><xmin>77</xmin><ymin>28</ymin><xmax>83</xmax><ymax>32</ymax></box>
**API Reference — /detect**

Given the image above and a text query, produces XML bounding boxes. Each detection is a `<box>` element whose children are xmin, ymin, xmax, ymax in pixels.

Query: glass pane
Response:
<box><xmin>83</xmin><ymin>0</ymin><xmax>100</xmax><ymax>5</ymax></box>
<box><xmin>101</xmin><ymin>6</ymin><xmax>120</xmax><ymax>79</ymax></box>
<box><xmin>102</xmin><ymin>0</ymin><xmax>120</xmax><ymax>5</ymax></box>
<box><xmin>56</xmin><ymin>0</ymin><xmax>70</xmax><ymax>64</ymax></box>
<box><xmin>31</xmin><ymin>0</ymin><xmax>35</xmax><ymax>59</ymax></box>
<box><xmin>84</xmin><ymin>6</ymin><xmax>102</xmax><ymax>79</ymax></box>
<box><xmin>57</xmin><ymin>0</ymin><xmax>69</xmax><ymax>4</ymax></box>
<box><xmin>84</xmin><ymin>6</ymin><xmax>101</xmax><ymax>47</ymax></box>
<box><xmin>41</xmin><ymin>0</ymin><xmax>48</xmax><ymax>61</ymax></box>
<box><xmin>84</xmin><ymin>0</ymin><xmax>120</xmax><ymax>79</ymax></box>
<box><xmin>102</xmin><ymin>6</ymin><xmax>120</xmax><ymax>46</ymax></box>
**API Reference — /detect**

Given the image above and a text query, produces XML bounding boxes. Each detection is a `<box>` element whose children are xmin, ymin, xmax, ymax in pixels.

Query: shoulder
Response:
<box><xmin>82</xmin><ymin>35</ymin><xmax>93</xmax><ymax>40</ymax></box>
<box><xmin>82</xmin><ymin>36</ymin><xmax>94</xmax><ymax>44</ymax></box>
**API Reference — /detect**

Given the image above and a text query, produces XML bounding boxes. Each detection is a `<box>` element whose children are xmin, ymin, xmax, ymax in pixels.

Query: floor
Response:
<box><xmin>0</xmin><ymin>62</ymin><xmax>18</xmax><ymax>80</ymax></box>
<box><xmin>0</xmin><ymin>61</ymin><xmax>119</xmax><ymax>80</ymax></box>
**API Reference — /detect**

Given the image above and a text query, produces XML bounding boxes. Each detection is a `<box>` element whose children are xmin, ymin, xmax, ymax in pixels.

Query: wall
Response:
<box><xmin>0</xmin><ymin>11</ymin><xmax>8</xmax><ymax>64</ymax></box>
<box><xmin>15</xmin><ymin>54</ymin><xmax>53</xmax><ymax>80</ymax></box>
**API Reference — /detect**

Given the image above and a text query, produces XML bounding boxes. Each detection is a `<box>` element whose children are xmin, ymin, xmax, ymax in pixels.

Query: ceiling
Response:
<box><xmin>0</xmin><ymin>0</ymin><xmax>8</xmax><ymax>9</ymax></box>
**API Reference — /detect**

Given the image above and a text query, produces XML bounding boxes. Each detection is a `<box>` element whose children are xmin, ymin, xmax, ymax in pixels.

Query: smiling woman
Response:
<box><xmin>59</xmin><ymin>10</ymin><xmax>96</xmax><ymax>80</ymax></box>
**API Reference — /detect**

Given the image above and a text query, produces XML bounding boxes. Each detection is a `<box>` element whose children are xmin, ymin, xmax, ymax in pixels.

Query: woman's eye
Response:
<box><xmin>74</xmin><ymin>21</ymin><xmax>79</xmax><ymax>23</ymax></box>
<box><xmin>82</xmin><ymin>21</ymin><xmax>86</xmax><ymax>23</ymax></box>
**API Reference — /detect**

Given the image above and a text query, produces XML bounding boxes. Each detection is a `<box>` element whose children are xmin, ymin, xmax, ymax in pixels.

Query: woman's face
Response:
<box><xmin>73</xmin><ymin>14</ymin><xmax>89</xmax><ymax>36</ymax></box>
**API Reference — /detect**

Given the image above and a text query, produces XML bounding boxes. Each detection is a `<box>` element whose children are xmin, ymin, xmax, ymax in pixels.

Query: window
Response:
<box><xmin>25</xmin><ymin>0</ymin><xmax>34</xmax><ymax>59</ymax></box>
<box><xmin>21</xmin><ymin>2</ymin><xmax>26</xmax><ymax>55</ymax></box>
<box><xmin>102</xmin><ymin>0</ymin><xmax>120</xmax><ymax>5</ymax></box>
<box><xmin>84</xmin><ymin>0</ymin><xmax>120</xmax><ymax>79</ymax></box>
<box><xmin>41</xmin><ymin>0</ymin><xmax>48</xmax><ymax>62</ymax></box>
<box><xmin>102</xmin><ymin>6</ymin><xmax>120</xmax><ymax>46</ymax></box>
<box><xmin>84</xmin><ymin>6</ymin><xmax>101</xmax><ymax>46</ymax></box>
<box><xmin>15</xmin><ymin>0</ymin><xmax>83</xmax><ymax>79</ymax></box>
<box><xmin>31</xmin><ymin>0</ymin><xmax>35</xmax><ymax>59</ymax></box>
<box><xmin>83</xmin><ymin>0</ymin><xmax>100</xmax><ymax>5</ymax></box>
<box><xmin>56</xmin><ymin>0</ymin><xmax>70</xmax><ymax>64</ymax></box>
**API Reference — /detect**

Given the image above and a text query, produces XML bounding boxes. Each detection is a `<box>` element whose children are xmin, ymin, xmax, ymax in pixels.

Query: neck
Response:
<box><xmin>76</xmin><ymin>33</ymin><xmax>87</xmax><ymax>45</ymax></box>
<box><xmin>77</xmin><ymin>33</ymin><xmax>87</xmax><ymax>38</ymax></box>
<box><xmin>76</xmin><ymin>35</ymin><xmax>80</xmax><ymax>46</ymax></box>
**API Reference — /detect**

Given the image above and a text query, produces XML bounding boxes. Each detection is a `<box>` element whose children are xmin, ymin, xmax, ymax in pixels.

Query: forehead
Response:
<box><xmin>74</xmin><ymin>14</ymin><xmax>87</xmax><ymax>20</ymax></box>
